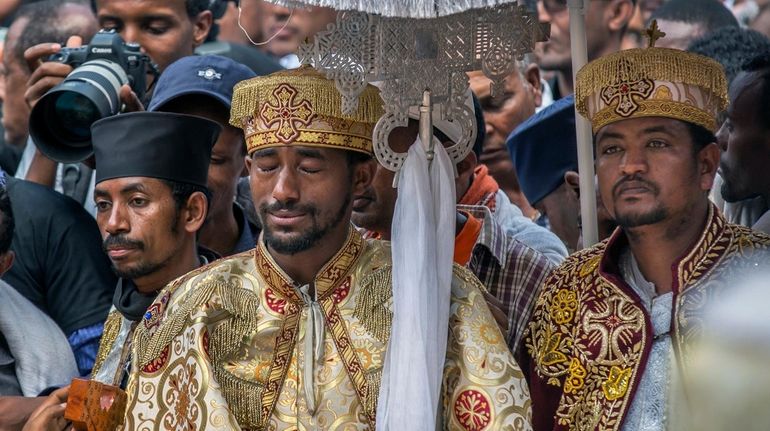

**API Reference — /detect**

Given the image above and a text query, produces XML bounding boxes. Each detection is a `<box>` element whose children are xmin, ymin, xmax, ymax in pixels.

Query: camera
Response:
<box><xmin>29</xmin><ymin>30</ymin><xmax>153</xmax><ymax>163</ymax></box>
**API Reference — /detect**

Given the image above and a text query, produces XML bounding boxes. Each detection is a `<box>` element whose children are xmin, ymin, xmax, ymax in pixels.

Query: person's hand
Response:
<box><xmin>0</xmin><ymin>396</ymin><xmax>46</xmax><ymax>431</ymax></box>
<box><xmin>119</xmin><ymin>84</ymin><xmax>144</xmax><ymax>113</ymax></box>
<box><xmin>482</xmin><ymin>291</ymin><xmax>510</xmax><ymax>336</ymax></box>
<box><xmin>24</xmin><ymin>36</ymin><xmax>83</xmax><ymax>110</ymax></box>
<box><xmin>21</xmin><ymin>386</ymin><xmax>71</xmax><ymax>431</ymax></box>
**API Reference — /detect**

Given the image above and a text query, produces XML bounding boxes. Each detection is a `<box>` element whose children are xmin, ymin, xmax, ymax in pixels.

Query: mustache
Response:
<box><xmin>259</xmin><ymin>201</ymin><xmax>317</xmax><ymax>215</ymax></box>
<box><xmin>612</xmin><ymin>174</ymin><xmax>660</xmax><ymax>197</ymax></box>
<box><xmin>102</xmin><ymin>235</ymin><xmax>144</xmax><ymax>252</ymax></box>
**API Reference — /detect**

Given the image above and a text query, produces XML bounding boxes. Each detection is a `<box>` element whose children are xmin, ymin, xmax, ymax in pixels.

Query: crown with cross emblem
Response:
<box><xmin>230</xmin><ymin>65</ymin><xmax>384</xmax><ymax>155</ymax></box>
<box><xmin>575</xmin><ymin>20</ymin><xmax>728</xmax><ymax>133</ymax></box>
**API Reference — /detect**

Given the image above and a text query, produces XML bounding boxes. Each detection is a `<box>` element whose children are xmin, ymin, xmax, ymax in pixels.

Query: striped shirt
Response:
<box><xmin>459</xmin><ymin>204</ymin><xmax>555</xmax><ymax>358</ymax></box>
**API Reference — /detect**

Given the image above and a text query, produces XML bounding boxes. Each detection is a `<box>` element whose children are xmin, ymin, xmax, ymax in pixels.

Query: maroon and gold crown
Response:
<box><xmin>230</xmin><ymin>66</ymin><xmax>383</xmax><ymax>155</ymax></box>
<box><xmin>575</xmin><ymin>21</ymin><xmax>728</xmax><ymax>133</ymax></box>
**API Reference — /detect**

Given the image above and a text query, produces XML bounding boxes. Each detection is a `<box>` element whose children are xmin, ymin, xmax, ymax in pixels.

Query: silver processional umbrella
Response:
<box><xmin>261</xmin><ymin>0</ymin><xmax>599</xmax><ymax>246</ymax></box>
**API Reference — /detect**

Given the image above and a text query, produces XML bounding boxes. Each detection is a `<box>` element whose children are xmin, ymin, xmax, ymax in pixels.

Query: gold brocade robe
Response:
<box><xmin>522</xmin><ymin>207</ymin><xmax>770</xmax><ymax>431</ymax></box>
<box><xmin>123</xmin><ymin>228</ymin><xmax>532</xmax><ymax>430</ymax></box>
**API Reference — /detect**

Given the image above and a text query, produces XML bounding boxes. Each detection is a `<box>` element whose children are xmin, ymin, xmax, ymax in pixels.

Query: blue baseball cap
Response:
<box><xmin>148</xmin><ymin>55</ymin><xmax>256</xmax><ymax>112</ymax></box>
<box><xmin>507</xmin><ymin>95</ymin><xmax>578</xmax><ymax>206</ymax></box>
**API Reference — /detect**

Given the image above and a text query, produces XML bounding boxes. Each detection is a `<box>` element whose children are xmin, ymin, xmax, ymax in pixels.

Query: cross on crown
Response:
<box><xmin>260</xmin><ymin>84</ymin><xmax>315</xmax><ymax>143</ymax></box>
<box><xmin>644</xmin><ymin>20</ymin><xmax>666</xmax><ymax>48</ymax></box>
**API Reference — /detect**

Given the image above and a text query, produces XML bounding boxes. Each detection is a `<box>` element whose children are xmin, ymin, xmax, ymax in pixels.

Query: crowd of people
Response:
<box><xmin>0</xmin><ymin>0</ymin><xmax>768</xmax><ymax>429</ymax></box>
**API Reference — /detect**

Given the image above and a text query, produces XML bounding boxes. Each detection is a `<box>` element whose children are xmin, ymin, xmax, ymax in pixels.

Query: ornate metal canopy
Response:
<box><xmin>295</xmin><ymin>3</ymin><xmax>548</xmax><ymax>171</ymax></box>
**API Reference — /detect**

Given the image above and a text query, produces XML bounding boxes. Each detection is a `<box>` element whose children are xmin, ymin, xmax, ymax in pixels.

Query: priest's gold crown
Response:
<box><xmin>575</xmin><ymin>21</ymin><xmax>728</xmax><ymax>133</ymax></box>
<box><xmin>230</xmin><ymin>66</ymin><xmax>384</xmax><ymax>155</ymax></box>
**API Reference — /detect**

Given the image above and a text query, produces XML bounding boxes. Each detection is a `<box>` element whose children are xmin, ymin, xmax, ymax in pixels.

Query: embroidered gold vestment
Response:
<box><xmin>523</xmin><ymin>208</ymin><xmax>770</xmax><ymax>431</ymax></box>
<box><xmin>123</xmin><ymin>228</ymin><xmax>532</xmax><ymax>430</ymax></box>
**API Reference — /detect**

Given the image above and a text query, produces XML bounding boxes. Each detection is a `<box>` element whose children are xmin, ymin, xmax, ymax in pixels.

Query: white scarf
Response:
<box><xmin>376</xmin><ymin>138</ymin><xmax>456</xmax><ymax>429</ymax></box>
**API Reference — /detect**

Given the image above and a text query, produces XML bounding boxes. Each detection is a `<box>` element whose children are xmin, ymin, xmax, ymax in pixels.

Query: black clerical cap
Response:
<box><xmin>91</xmin><ymin>112</ymin><xmax>221</xmax><ymax>188</ymax></box>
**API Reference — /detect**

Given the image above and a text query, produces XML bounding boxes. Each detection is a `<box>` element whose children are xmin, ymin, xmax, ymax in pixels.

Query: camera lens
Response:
<box><xmin>29</xmin><ymin>59</ymin><xmax>129</xmax><ymax>163</ymax></box>
<box><xmin>53</xmin><ymin>92</ymin><xmax>101</xmax><ymax>141</ymax></box>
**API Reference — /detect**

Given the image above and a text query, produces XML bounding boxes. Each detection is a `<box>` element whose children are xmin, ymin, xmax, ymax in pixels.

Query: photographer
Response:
<box><xmin>1</xmin><ymin>0</ymin><xmax>117</xmax><ymax>371</ymax></box>
<box><xmin>4</xmin><ymin>0</ymin><xmax>97</xmax><ymax>180</ymax></box>
<box><xmin>20</xmin><ymin>0</ymin><xmax>214</xmax><ymax>189</ymax></box>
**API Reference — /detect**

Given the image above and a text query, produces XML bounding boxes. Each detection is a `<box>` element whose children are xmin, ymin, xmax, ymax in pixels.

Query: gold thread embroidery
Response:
<box><xmin>209</xmin><ymin>286</ymin><xmax>263</xmax><ymax>428</ymax></box>
<box><xmin>591</xmin><ymin>99</ymin><xmax>717</xmax><ymax>133</ymax></box>
<box><xmin>653</xmin><ymin>86</ymin><xmax>672</xmax><ymax>100</ymax></box>
<box><xmin>599</xmin><ymin>58</ymin><xmax>654</xmax><ymax>117</ymax></box>
<box><xmin>246</xmin><ymin>128</ymin><xmax>373</xmax><ymax>155</ymax></box>
<box><xmin>575</xmin><ymin>47</ymin><xmax>728</xmax><ymax>125</ymax></box>
<box><xmin>92</xmin><ymin>310</ymin><xmax>123</xmax><ymax>376</ymax></box>
<box><xmin>602</xmin><ymin>366</ymin><xmax>632</xmax><ymax>401</ymax></box>
<box><xmin>539</xmin><ymin>327</ymin><xmax>568</xmax><ymax>366</ymax></box>
<box><xmin>320</xmin><ymin>297</ymin><xmax>377</xmax><ymax>428</ymax></box>
<box><xmin>230</xmin><ymin>65</ymin><xmax>384</xmax><ymax>129</ymax></box>
<box><xmin>580</xmin><ymin>255</ymin><xmax>601</xmax><ymax>278</ymax></box>
<box><xmin>258</xmin><ymin>304</ymin><xmax>301</xmax><ymax>428</ymax></box>
<box><xmin>353</xmin><ymin>266</ymin><xmax>393</xmax><ymax>344</ymax></box>
<box><xmin>259</xmin><ymin>83</ymin><xmax>315</xmax><ymax>143</ymax></box>
<box><xmin>551</xmin><ymin>289</ymin><xmax>579</xmax><ymax>325</ymax></box>
<box><xmin>564</xmin><ymin>358</ymin><xmax>587</xmax><ymax>394</ymax></box>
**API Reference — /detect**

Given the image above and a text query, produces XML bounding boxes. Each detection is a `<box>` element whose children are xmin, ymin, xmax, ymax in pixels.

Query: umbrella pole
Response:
<box><xmin>568</xmin><ymin>0</ymin><xmax>599</xmax><ymax>247</ymax></box>
<box><xmin>419</xmin><ymin>89</ymin><xmax>434</xmax><ymax>162</ymax></box>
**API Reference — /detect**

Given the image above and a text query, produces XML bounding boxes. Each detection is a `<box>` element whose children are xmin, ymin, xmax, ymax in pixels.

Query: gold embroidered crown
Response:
<box><xmin>230</xmin><ymin>65</ymin><xmax>384</xmax><ymax>155</ymax></box>
<box><xmin>575</xmin><ymin>21</ymin><xmax>728</xmax><ymax>133</ymax></box>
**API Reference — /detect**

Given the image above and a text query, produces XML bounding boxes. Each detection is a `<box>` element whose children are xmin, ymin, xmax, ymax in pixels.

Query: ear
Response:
<box><xmin>191</xmin><ymin>10</ymin><xmax>214</xmax><ymax>48</ymax></box>
<box><xmin>524</xmin><ymin>63</ymin><xmax>542</xmax><ymax>108</ymax></box>
<box><xmin>697</xmin><ymin>142</ymin><xmax>720</xmax><ymax>192</ymax></box>
<box><xmin>351</xmin><ymin>158</ymin><xmax>376</xmax><ymax>197</ymax></box>
<box><xmin>564</xmin><ymin>170</ymin><xmax>581</xmax><ymax>198</ymax></box>
<box><xmin>244</xmin><ymin>154</ymin><xmax>253</xmax><ymax>173</ymax></box>
<box><xmin>239</xmin><ymin>155</ymin><xmax>250</xmax><ymax>177</ymax></box>
<box><xmin>607</xmin><ymin>0</ymin><xmax>635</xmax><ymax>32</ymax></box>
<box><xmin>0</xmin><ymin>251</ymin><xmax>14</xmax><ymax>276</ymax></box>
<box><xmin>182</xmin><ymin>191</ymin><xmax>208</xmax><ymax>234</ymax></box>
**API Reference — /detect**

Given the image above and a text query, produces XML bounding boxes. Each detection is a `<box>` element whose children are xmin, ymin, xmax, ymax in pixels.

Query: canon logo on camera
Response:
<box><xmin>91</xmin><ymin>47</ymin><xmax>113</xmax><ymax>54</ymax></box>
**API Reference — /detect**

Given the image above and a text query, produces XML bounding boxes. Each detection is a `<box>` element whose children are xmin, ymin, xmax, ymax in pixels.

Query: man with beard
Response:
<box><xmin>522</xmin><ymin>26</ymin><xmax>770</xmax><ymax>431</ymax></box>
<box><xmin>21</xmin><ymin>111</ymin><xmax>220</xmax><ymax>431</ymax></box>
<box><xmin>716</xmin><ymin>53</ymin><xmax>770</xmax><ymax>235</ymax></box>
<box><xmin>120</xmin><ymin>67</ymin><xmax>532</xmax><ymax>430</ymax></box>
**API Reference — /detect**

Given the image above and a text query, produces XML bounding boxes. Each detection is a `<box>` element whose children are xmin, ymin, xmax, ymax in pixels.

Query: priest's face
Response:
<box><xmin>595</xmin><ymin>117</ymin><xmax>718</xmax><ymax>230</ymax></box>
<box><xmin>94</xmin><ymin>177</ymin><xmax>187</xmax><ymax>283</ymax></box>
<box><xmin>248</xmin><ymin>146</ymin><xmax>371</xmax><ymax>255</ymax></box>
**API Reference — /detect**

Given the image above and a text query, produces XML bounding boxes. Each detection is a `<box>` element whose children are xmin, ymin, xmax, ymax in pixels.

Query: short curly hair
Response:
<box><xmin>688</xmin><ymin>27</ymin><xmax>770</xmax><ymax>84</ymax></box>
<box><xmin>185</xmin><ymin>0</ymin><xmax>210</xmax><ymax>17</ymax></box>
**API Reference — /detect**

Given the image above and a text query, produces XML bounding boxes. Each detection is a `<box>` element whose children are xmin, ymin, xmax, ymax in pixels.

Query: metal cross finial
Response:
<box><xmin>644</xmin><ymin>20</ymin><xmax>666</xmax><ymax>48</ymax></box>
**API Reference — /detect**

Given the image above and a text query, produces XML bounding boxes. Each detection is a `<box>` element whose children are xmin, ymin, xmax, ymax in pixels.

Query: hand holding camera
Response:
<box><xmin>24</xmin><ymin>35</ymin><xmax>81</xmax><ymax>110</ymax></box>
<box><xmin>26</xmin><ymin>30</ymin><xmax>156</xmax><ymax>163</ymax></box>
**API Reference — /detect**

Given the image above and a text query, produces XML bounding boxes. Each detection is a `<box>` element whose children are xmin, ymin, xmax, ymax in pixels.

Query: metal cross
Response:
<box><xmin>644</xmin><ymin>19</ymin><xmax>666</xmax><ymax>48</ymax></box>
<box><xmin>260</xmin><ymin>84</ymin><xmax>315</xmax><ymax>143</ymax></box>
